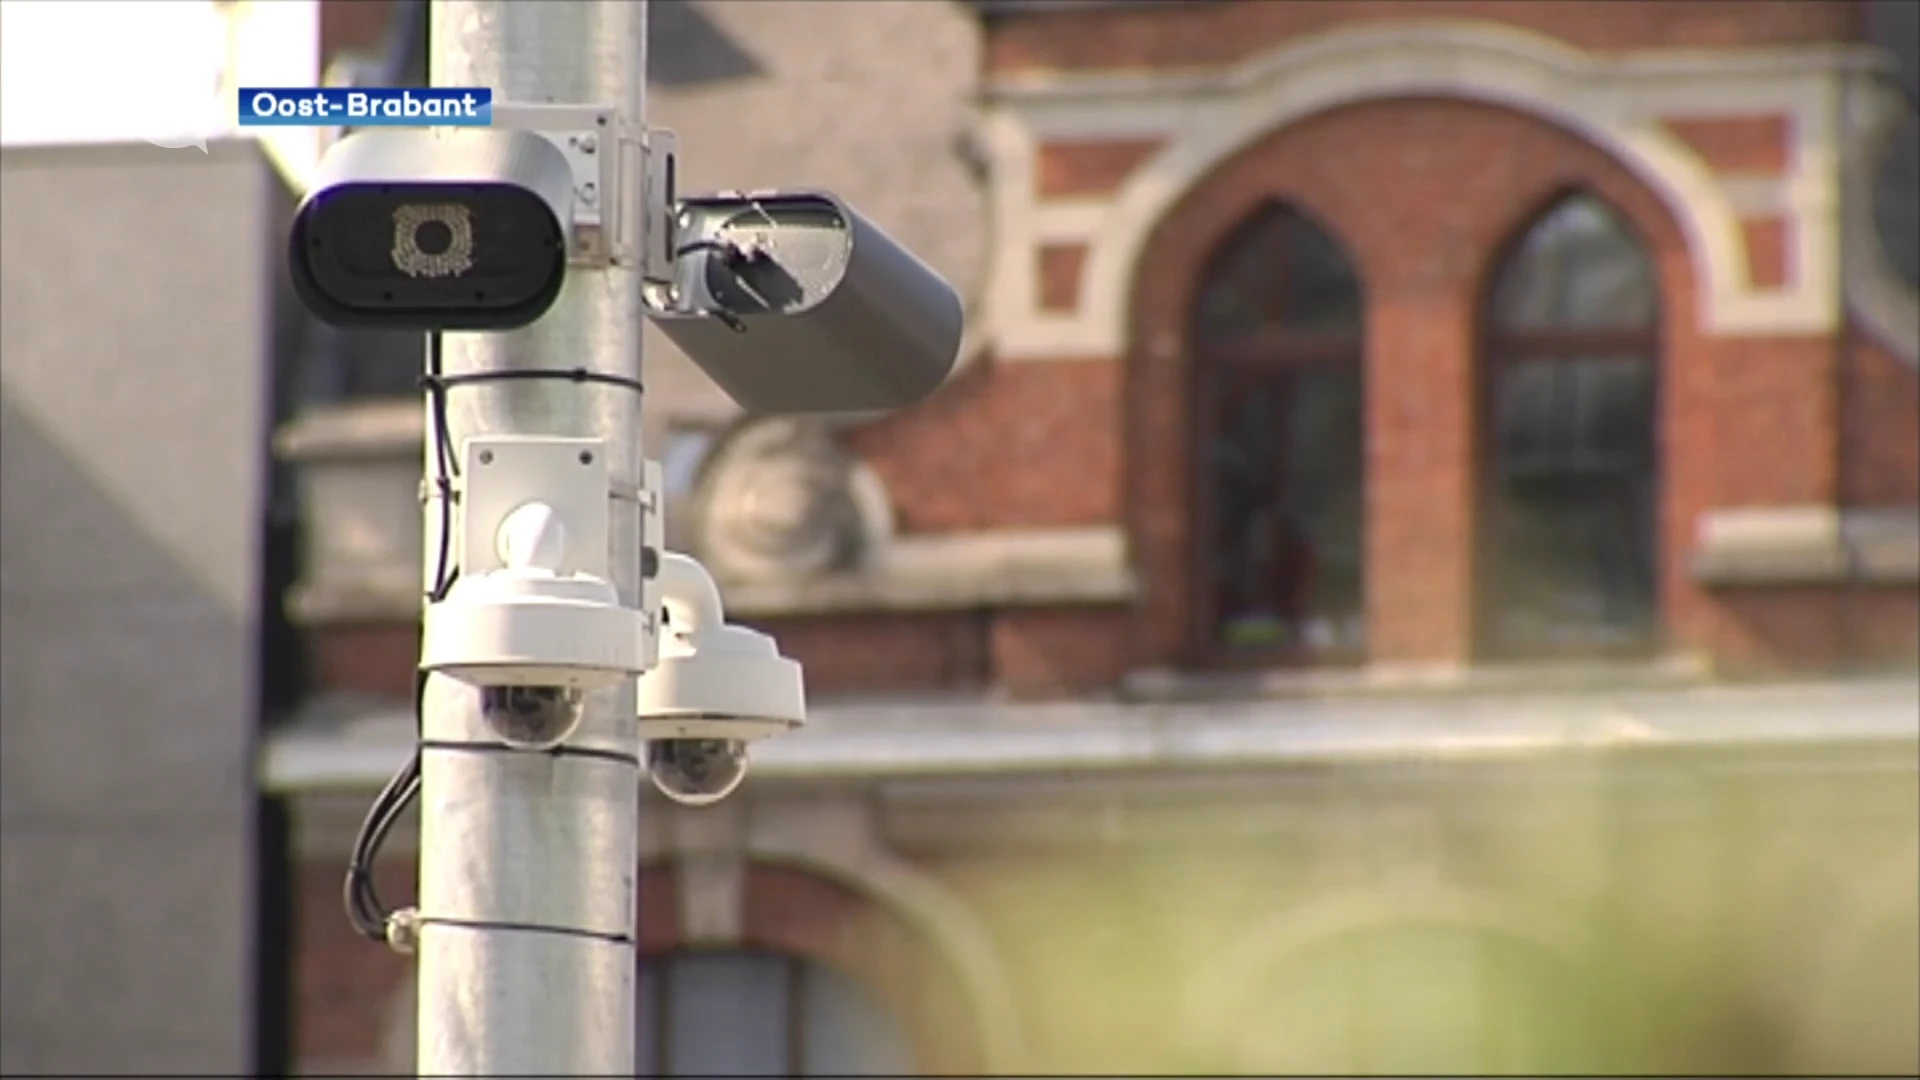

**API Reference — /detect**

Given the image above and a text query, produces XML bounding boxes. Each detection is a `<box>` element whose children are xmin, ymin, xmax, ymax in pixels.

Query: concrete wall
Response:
<box><xmin>0</xmin><ymin>140</ymin><xmax>282</xmax><ymax>1075</ymax></box>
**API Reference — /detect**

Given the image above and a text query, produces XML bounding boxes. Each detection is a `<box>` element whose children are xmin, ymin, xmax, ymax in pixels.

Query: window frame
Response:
<box><xmin>1474</xmin><ymin>191</ymin><xmax>1665</xmax><ymax>662</ymax></box>
<box><xmin>1187</xmin><ymin>203</ymin><xmax>1368</xmax><ymax>671</ymax></box>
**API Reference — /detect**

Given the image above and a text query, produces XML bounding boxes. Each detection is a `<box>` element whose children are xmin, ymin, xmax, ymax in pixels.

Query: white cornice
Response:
<box><xmin>263</xmin><ymin>677</ymin><xmax>1920</xmax><ymax>793</ymax></box>
<box><xmin>983</xmin><ymin>28</ymin><xmax>1891</xmax><ymax>103</ymax></box>
<box><xmin>976</xmin><ymin>21</ymin><xmax>1882</xmax><ymax>361</ymax></box>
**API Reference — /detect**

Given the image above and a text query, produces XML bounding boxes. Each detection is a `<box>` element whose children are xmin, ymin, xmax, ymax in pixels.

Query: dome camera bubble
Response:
<box><xmin>647</xmin><ymin>738</ymin><xmax>749</xmax><ymax>806</ymax></box>
<box><xmin>480</xmin><ymin>685</ymin><xmax>586</xmax><ymax>750</ymax></box>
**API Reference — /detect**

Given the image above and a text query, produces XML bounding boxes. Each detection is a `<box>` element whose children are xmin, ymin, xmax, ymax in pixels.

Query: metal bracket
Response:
<box><xmin>639</xmin><ymin>458</ymin><xmax>665</xmax><ymax>669</ymax></box>
<box><xmin>642</xmin><ymin>128</ymin><xmax>679</xmax><ymax>285</ymax></box>
<box><xmin>457</xmin><ymin>435</ymin><xmax>612</xmax><ymax>580</ymax></box>
<box><xmin>491</xmin><ymin>103</ymin><xmax>641</xmax><ymax>268</ymax></box>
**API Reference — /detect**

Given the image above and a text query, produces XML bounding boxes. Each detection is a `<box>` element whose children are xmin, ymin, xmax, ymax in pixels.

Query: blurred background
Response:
<box><xmin>2</xmin><ymin>0</ymin><xmax>1917</xmax><ymax>1075</ymax></box>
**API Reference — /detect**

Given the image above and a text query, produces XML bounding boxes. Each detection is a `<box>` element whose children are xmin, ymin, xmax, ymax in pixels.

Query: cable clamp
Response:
<box><xmin>386</xmin><ymin>906</ymin><xmax>423</xmax><ymax>956</ymax></box>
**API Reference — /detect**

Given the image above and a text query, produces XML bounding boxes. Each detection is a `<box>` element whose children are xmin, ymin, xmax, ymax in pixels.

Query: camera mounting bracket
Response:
<box><xmin>457</xmin><ymin>435</ymin><xmax>611</xmax><ymax>580</ymax></box>
<box><xmin>490</xmin><ymin>103</ymin><xmax>647</xmax><ymax>269</ymax></box>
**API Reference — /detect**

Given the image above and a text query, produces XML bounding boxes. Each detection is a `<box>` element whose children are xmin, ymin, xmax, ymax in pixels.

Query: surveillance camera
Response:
<box><xmin>645</xmin><ymin>190</ymin><xmax>964</xmax><ymax>413</ymax></box>
<box><xmin>288</xmin><ymin>128</ymin><xmax>578</xmax><ymax>331</ymax></box>
<box><xmin>478</xmin><ymin>685</ymin><xmax>588</xmax><ymax>752</ymax></box>
<box><xmin>644</xmin><ymin>737</ymin><xmax>748</xmax><ymax>807</ymax></box>
<box><xmin>423</xmin><ymin>565</ymin><xmax>645</xmax><ymax>750</ymax></box>
<box><xmin>638</xmin><ymin>552</ymin><xmax>804</xmax><ymax>805</ymax></box>
<box><xmin>420</xmin><ymin>440</ymin><xmax>649</xmax><ymax>751</ymax></box>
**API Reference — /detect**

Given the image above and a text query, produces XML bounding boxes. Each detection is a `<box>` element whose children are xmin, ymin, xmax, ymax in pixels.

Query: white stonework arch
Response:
<box><xmin>1180</xmin><ymin>883</ymin><xmax>1588</xmax><ymax>1051</ymax></box>
<box><xmin>745</xmin><ymin>797</ymin><xmax>1028</xmax><ymax>1073</ymax></box>
<box><xmin>982</xmin><ymin>22</ymin><xmax>1877</xmax><ymax>360</ymax></box>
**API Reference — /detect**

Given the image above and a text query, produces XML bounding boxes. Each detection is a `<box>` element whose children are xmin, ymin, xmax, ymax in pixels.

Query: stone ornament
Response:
<box><xmin>688</xmin><ymin>416</ymin><xmax>894</xmax><ymax>582</ymax></box>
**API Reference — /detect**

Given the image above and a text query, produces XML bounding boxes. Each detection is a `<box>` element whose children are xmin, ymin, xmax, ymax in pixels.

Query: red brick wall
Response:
<box><xmin>749</xmin><ymin>608</ymin><xmax>1130</xmax><ymax>700</ymax></box>
<box><xmin>1035</xmin><ymin>139</ymin><xmax>1165</xmax><ymax>199</ymax></box>
<box><xmin>1843</xmin><ymin>334</ymin><xmax>1920</xmax><ymax>508</ymax></box>
<box><xmin>311</xmin><ymin>623</ymin><xmax>417</xmax><ymax>703</ymax></box>
<box><xmin>1714</xmin><ymin>586</ymin><xmax>1920</xmax><ymax>674</ymax></box>
<box><xmin>1711</xmin><ymin>336</ymin><xmax>1843</xmax><ymax>508</ymax></box>
<box><xmin>846</xmin><ymin>359</ymin><xmax>1123</xmax><ymax>534</ymax></box>
<box><xmin>319</xmin><ymin>0</ymin><xmax>399</xmax><ymax>72</ymax></box>
<box><xmin>990</xmin><ymin>607</ymin><xmax>1133</xmax><ymax>696</ymax></box>
<box><xmin>1663</xmin><ymin>115</ymin><xmax>1798</xmax><ymax>176</ymax></box>
<box><xmin>292</xmin><ymin>858</ymin><xmax>414</xmax><ymax>1068</ymax></box>
<box><xmin>982</xmin><ymin>0</ymin><xmax>1862</xmax><ymax>74</ymax></box>
<box><xmin>749</xmin><ymin>612</ymin><xmax>989</xmax><ymax>696</ymax></box>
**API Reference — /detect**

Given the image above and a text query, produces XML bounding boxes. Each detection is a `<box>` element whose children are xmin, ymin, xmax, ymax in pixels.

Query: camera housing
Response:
<box><xmin>288</xmin><ymin>127</ymin><xmax>578</xmax><ymax>331</ymax></box>
<box><xmin>638</xmin><ymin>552</ymin><xmax>805</xmax><ymax>804</ymax></box>
<box><xmin>420</xmin><ymin>437</ymin><xmax>649</xmax><ymax>750</ymax></box>
<box><xmin>645</xmin><ymin>190</ymin><xmax>965</xmax><ymax>414</ymax></box>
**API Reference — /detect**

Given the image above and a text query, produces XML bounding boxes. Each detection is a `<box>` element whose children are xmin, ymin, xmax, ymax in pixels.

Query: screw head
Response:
<box><xmin>478</xmin><ymin>450</ymin><xmax>494</xmax><ymax>465</ymax></box>
<box><xmin>579</xmin><ymin>450</ymin><xmax>595</xmax><ymax>465</ymax></box>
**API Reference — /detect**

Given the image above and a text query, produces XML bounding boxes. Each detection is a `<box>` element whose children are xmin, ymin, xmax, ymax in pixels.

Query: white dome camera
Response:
<box><xmin>638</xmin><ymin>551</ymin><xmax>804</xmax><ymax>805</ymax></box>
<box><xmin>421</xmin><ymin>437</ymin><xmax>648</xmax><ymax>750</ymax></box>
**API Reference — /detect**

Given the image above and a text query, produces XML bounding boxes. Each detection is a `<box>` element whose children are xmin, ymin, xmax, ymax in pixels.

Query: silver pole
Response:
<box><xmin>418</xmin><ymin>2</ymin><xmax>647</xmax><ymax>1075</ymax></box>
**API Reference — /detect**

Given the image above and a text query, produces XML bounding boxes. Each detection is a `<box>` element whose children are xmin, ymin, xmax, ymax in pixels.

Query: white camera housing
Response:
<box><xmin>637</xmin><ymin>551</ymin><xmax>804</xmax><ymax>742</ymax></box>
<box><xmin>420</xmin><ymin>436</ymin><xmax>648</xmax><ymax>749</ymax></box>
<box><xmin>638</xmin><ymin>549</ymin><xmax>804</xmax><ymax>806</ymax></box>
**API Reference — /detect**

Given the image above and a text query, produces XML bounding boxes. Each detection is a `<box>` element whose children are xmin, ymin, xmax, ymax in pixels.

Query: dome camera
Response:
<box><xmin>420</xmin><ymin>485</ymin><xmax>648</xmax><ymax>752</ymax></box>
<box><xmin>479</xmin><ymin>685</ymin><xmax>588</xmax><ymax>751</ymax></box>
<box><xmin>645</xmin><ymin>738</ymin><xmax>749</xmax><ymax>807</ymax></box>
<box><xmin>638</xmin><ymin>552</ymin><xmax>806</xmax><ymax>806</ymax></box>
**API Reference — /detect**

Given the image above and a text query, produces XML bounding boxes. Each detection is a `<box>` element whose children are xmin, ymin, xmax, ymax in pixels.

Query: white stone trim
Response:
<box><xmin>978</xmin><ymin>23</ymin><xmax>1883</xmax><ymax>362</ymax></box>
<box><xmin>1692</xmin><ymin>505</ymin><xmax>1920</xmax><ymax>585</ymax></box>
<box><xmin>1719</xmin><ymin>174</ymin><xmax>1795</xmax><ymax>217</ymax></box>
<box><xmin>1030</xmin><ymin>198</ymin><xmax>1116</xmax><ymax>242</ymax></box>
<box><xmin>1842</xmin><ymin>77</ymin><xmax>1920</xmax><ymax>368</ymax></box>
<box><xmin>266</xmin><ymin>679</ymin><xmax>1920</xmax><ymax>793</ymax></box>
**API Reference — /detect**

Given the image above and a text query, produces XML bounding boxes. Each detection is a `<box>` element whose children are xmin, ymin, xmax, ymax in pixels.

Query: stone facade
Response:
<box><xmin>274</xmin><ymin>1</ymin><xmax>1920</xmax><ymax>1075</ymax></box>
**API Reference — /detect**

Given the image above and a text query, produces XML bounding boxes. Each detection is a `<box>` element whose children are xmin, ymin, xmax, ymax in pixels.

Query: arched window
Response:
<box><xmin>1191</xmin><ymin>203</ymin><xmax>1366</xmax><ymax>665</ymax></box>
<box><xmin>638</xmin><ymin>949</ymin><xmax>918</xmax><ymax>1076</ymax></box>
<box><xmin>1479</xmin><ymin>192</ymin><xmax>1661</xmax><ymax>659</ymax></box>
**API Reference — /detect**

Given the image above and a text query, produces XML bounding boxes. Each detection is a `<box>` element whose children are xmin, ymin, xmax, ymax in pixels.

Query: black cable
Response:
<box><xmin>424</xmin><ymin>367</ymin><xmax>647</xmax><ymax>395</ymax></box>
<box><xmin>340</xmin><ymin>343</ymin><xmax>648</xmax><ymax>944</ymax></box>
<box><xmin>342</xmin><ymin>332</ymin><xmax>454</xmax><ymax>943</ymax></box>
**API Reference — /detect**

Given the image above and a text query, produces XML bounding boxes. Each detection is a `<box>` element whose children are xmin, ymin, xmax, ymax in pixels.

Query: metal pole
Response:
<box><xmin>418</xmin><ymin>2</ymin><xmax>647</xmax><ymax>1075</ymax></box>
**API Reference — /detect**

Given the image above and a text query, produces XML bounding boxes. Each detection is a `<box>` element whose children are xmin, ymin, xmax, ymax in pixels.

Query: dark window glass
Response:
<box><xmin>638</xmin><ymin>950</ymin><xmax>917</xmax><ymax>1077</ymax></box>
<box><xmin>1480</xmin><ymin>193</ymin><xmax>1661</xmax><ymax>658</ymax></box>
<box><xmin>1196</xmin><ymin>204</ymin><xmax>1364</xmax><ymax>345</ymax></box>
<box><xmin>1490</xmin><ymin>196</ymin><xmax>1657</xmax><ymax>333</ymax></box>
<box><xmin>1191</xmin><ymin>204</ymin><xmax>1366</xmax><ymax>664</ymax></box>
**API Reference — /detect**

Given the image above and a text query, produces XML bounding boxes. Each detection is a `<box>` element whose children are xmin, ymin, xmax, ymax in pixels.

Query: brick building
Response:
<box><xmin>268</xmin><ymin>1</ymin><xmax>1920</xmax><ymax>1075</ymax></box>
